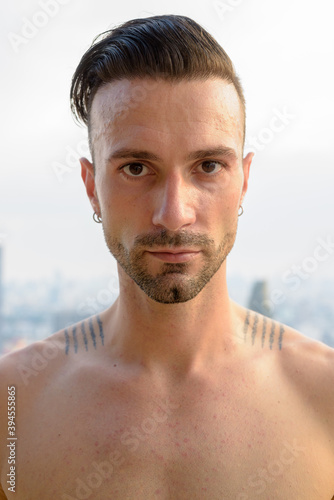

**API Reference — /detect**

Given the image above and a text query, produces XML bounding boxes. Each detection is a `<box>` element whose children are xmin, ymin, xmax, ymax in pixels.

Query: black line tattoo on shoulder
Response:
<box><xmin>72</xmin><ymin>324</ymin><xmax>78</xmax><ymax>353</ymax></box>
<box><xmin>81</xmin><ymin>321</ymin><xmax>88</xmax><ymax>351</ymax></box>
<box><xmin>97</xmin><ymin>314</ymin><xmax>104</xmax><ymax>346</ymax></box>
<box><xmin>278</xmin><ymin>325</ymin><xmax>284</xmax><ymax>350</ymax></box>
<box><xmin>243</xmin><ymin>311</ymin><xmax>285</xmax><ymax>351</ymax></box>
<box><xmin>89</xmin><ymin>317</ymin><xmax>97</xmax><ymax>349</ymax></box>
<box><xmin>251</xmin><ymin>314</ymin><xmax>259</xmax><ymax>345</ymax></box>
<box><xmin>261</xmin><ymin>316</ymin><xmax>267</xmax><ymax>348</ymax></box>
<box><xmin>63</xmin><ymin>315</ymin><xmax>105</xmax><ymax>355</ymax></box>
<box><xmin>243</xmin><ymin>311</ymin><xmax>250</xmax><ymax>343</ymax></box>
<box><xmin>64</xmin><ymin>329</ymin><xmax>70</xmax><ymax>355</ymax></box>
<box><xmin>269</xmin><ymin>321</ymin><xmax>275</xmax><ymax>350</ymax></box>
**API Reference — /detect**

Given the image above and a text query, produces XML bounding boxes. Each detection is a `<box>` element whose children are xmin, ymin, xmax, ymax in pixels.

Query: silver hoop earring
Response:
<box><xmin>238</xmin><ymin>205</ymin><xmax>244</xmax><ymax>217</ymax></box>
<box><xmin>93</xmin><ymin>212</ymin><xmax>102</xmax><ymax>223</ymax></box>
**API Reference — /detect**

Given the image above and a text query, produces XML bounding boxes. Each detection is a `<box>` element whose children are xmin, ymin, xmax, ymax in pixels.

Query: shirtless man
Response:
<box><xmin>1</xmin><ymin>14</ymin><xmax>333</xmax><ymax>500</ymax></box>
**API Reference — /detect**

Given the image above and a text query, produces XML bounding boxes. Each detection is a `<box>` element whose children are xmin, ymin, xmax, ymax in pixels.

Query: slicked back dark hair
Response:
<box><xmin>70</xmin><ymin>14</ymin><xmax>246</xmax><ymax>150</ymax></box>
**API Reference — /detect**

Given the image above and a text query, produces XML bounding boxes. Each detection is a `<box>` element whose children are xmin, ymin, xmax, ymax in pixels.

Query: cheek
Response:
<box><xmin>221</xmin><ymin>170</ymin><xmax>244</xmax><ymax>209</ymax></box>
<box><xmin>208</xmin><ymin>182</ymin><xmax>242</xmax><ymax>217</ymax></box>
<box><xmin>98</xmin><ymin>183</ymin><xmax>149</xmax><ymax>244</ymax></box>
<box><xmin>209</xmin><ymin>188</ymin><xmax>242</xmax><ymax>237</ymax></box>
<box><xmin>227</xmin><ymin>188</ymin><xmax>243</xmax><ymax>211</ymax></box>
<box><xmin>95</xmin><ymin>178</ymin><xmax>122</xmax><ymax>227</ymax></box>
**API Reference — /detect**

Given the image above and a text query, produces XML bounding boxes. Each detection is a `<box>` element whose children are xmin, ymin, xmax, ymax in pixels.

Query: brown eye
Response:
<box><xmin>123</xmin><ymin>163</ymin><xmax>148</xmax><ymax>176</ymax></box>
<box><xmin>199</xmin><ymin>161</ymin><xmax>222</xmax><ymax>174</ymax></box>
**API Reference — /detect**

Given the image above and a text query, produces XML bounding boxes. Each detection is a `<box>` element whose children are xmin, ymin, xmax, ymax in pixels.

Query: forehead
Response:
<box><xmin>90</xmin><ymin>78</ymin><xmax>244</xmax><ymax>162</ymax></box>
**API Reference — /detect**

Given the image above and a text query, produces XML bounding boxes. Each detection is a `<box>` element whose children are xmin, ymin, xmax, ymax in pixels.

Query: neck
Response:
<box><xmin>102</xmin><ymin>262</ymin><xmax>244</xmax><ymax>381</ymax></box>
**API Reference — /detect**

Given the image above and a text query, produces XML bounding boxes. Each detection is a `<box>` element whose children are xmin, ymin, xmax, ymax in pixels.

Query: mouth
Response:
<box><xmin>145</xmin><ymin>249</ymin><xmax>201</xmax><ymax>263</ymax></box>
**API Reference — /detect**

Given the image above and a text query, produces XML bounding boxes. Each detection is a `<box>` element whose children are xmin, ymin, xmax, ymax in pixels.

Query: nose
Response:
<box><xmin>151</xmin><ymin>172</ymin><xmax>196</xmax><ymax>232</ymax></box>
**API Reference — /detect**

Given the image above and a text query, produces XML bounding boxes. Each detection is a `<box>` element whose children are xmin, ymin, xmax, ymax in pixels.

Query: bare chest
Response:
<box><xmin>6</xmin><ymin>369</ymin><xmax>334</xmax><ymax>500</ymax></box>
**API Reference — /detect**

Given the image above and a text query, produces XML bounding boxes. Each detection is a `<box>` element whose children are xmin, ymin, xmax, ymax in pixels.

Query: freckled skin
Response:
<box><xmin>0</xmin><ymin>78</ymin><xmax>334</xmax><ymax>499</ymax></box>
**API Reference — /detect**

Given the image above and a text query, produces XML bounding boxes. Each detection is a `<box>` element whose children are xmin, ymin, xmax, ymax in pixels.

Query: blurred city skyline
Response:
<box><xmin>1</xmin><ymin>266</ymin><xmax>333</xmax><ymax>355</ymax></box>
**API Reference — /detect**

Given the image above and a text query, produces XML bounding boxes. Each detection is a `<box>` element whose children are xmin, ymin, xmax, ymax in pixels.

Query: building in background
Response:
<box><xmin>0</xmin><ymin>273</ymin><xmax>333</xmax><ymax>355</ymax></box>
<box><xmin>248</xmin><ymin>280</ymin><xmax>272</xmax><ymax>317</ymax></box>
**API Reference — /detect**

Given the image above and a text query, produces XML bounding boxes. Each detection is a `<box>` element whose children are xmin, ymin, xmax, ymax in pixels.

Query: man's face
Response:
<box><xmin>82</xmin><ymin>78</ymin><xmax>253</xmax><ymax>304</ymax></box>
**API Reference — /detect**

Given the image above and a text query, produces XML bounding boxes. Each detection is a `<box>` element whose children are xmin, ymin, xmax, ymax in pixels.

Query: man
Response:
<box><xmin>0</xmin><ymin>15</ymin><xmax>333</xmax><ymax>500</ymax></box>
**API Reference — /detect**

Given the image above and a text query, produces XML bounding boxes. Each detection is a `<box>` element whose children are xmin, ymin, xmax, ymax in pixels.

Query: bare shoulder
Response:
<box><xmin>0</xmin><ymin>313</ymin><xmax>104</xmax><ymax>417</ymax></box>
<box><xmin>0</xmin><ymin>329</ymin><xmax>64</xmax><ymax>475</ymax></box>
<box><xmin>278</xmin><ymin>322</ymin><xmax>334</xmax><ymax>421</ymax></box>
<box><xmin>236</xmin><ymin>307</ymin><xmax>334</xmax><ymax>453</ymax></box>
<box><xmin>0</xmin><ymin>315</ymin><xmax>106</xmax><ymax>494</ymax></box>
<box><xmin>235</xmin><ymin>302</ymin><xmax>334</xmax><ymax>382</ymax></box>
<box><xmin>0</xmin><ymin>314</ymin><xmax>105</xmax><ymax>442</ymax></box>
<box><xmin>0</xmin><ymin>313</ymin><xmax>105</xmax><ymax>389</ymax></box>
<box><xmin>239</xmin><ymin>304</ymin><xmax>334</xmax><ymax>443</ymax></box>
<box><xmin>279</xmin><ymin>322</ymin><xmax>334</xmax><ymax>374</ymax></box>
<box><xmin>234</xmin><ymin>302</ymin><xmax>334</xmax><ymax>431</ymax></box>
<box><xmin>0</xmin><ymin>329</ymin><xmax>67</xmax><ymax>391</ymax></box>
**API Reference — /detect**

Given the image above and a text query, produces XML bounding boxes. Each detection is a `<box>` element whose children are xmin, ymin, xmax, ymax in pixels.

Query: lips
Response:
<box><xmin>146</xmin><ymin>249</ymin><xmax>200</xmax><ymax>263</ymax></box>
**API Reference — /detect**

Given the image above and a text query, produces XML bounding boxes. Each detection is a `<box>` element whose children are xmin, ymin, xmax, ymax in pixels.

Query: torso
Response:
<box><xmin>1</xmin><ymin>308</ymin><xmax>334</xmax><ymax>500</ymax></box>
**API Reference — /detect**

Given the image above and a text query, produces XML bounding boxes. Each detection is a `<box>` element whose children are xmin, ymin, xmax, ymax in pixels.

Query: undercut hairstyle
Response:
<box><xmin>70</xmin><ymin>14</ymin><xmax>246</xmax><ymax>157</ymax></box>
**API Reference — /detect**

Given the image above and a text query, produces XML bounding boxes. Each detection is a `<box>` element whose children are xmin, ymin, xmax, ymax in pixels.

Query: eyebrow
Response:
<box><xmin>106</xmin><ymin>146</ymin><xmax>238</xmax><ymax>164</ymax></box>
<box><xmin>107</xmin><ymin>149</ymin><xmax>160</xmax><ymax>162</ymax></box>
<box><xmin>187</xmin><ymin>147</ymin><xmax>238</xmax><ymax>162</ymax></box>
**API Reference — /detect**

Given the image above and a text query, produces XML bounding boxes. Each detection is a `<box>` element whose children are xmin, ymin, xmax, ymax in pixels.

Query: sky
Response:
<box><xmin>1</xmin><ymin>0</ymin><xmax>334</xmax><ymax>288</ymax></box>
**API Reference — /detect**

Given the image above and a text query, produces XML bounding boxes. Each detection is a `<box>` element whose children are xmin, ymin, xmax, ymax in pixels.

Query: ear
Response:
<box><xmin>80</xmin><ymin>157</ymin><xmax>101</xmax><ymax>214</ymax></box>
<box><xmin>240</xmin><ymin>152</ymin><xmax>254</xmax><ymax>205</ymax></box>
